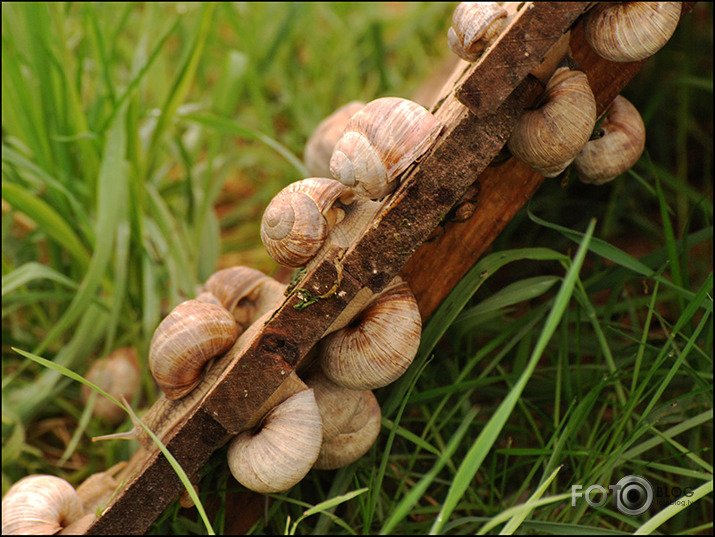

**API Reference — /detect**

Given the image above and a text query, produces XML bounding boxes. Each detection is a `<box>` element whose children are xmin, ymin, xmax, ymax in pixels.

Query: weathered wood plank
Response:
<box><xmin>85</xmin><ymin>3</ymin><xmax>693</xmax><ymax>533</ymax></box>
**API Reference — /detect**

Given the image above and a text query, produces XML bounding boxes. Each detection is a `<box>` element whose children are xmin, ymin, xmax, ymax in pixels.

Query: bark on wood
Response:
<box><xmin>85</xmin><ymin>3</ymin><xmax>694</xmax><ymax>533</ymax></box>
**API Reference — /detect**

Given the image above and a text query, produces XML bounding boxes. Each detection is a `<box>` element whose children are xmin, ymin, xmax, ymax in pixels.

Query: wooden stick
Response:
<box><xmin>85</xmin><ymin>3</ymin><xmax>694</xmax><ymax>533</ymax></box>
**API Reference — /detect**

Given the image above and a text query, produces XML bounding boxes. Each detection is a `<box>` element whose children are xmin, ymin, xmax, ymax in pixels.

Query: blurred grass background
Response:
<box><xmin>2</xmin><ymin>2</ymin><xmax>712</xmax><ymax>535</ymax></box>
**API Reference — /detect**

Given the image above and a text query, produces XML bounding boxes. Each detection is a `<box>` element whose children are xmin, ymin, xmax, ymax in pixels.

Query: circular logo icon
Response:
<box><xmin>614</xmin><ymin>475</ymin><xmax>653</xmax><ymax>516</ymax></box>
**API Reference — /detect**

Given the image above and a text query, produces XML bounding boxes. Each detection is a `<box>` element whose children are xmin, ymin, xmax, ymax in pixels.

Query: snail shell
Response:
<box><xmin>1</xmin><ymin>475</ymin><xmax>84</xmax><ymax>535</ymax></box>
<box><xmin>82</xmin><ymin>347</ymin><xmax>141</xmax><ymax>424</ymax></box>
<box><xmin>203</xmin><ymin>266</ymin><xmax>287</xmax><ymax>330</ymax></box>
<box><xmin>261</xmin><ymin>177</ymin><xmax>355</xmax><ymax>267</ymax></box>
<box><xmin>329</xmin><ymin>97</ymin><xmax>442</xmax><ymax>199</ymax></box>
<box><xmin>304</xmin><ymin>101</ymin><xmax>366</xmax><ymax>177</ymax></box>
<box><xmin>448</xmin><ymin>2</ymin><xmax>508</xmax><ymax>62</ymax></box>
<box><xmin>319</xmin><ymin>278</ymin><xmax>422</xmax><ymax>390</ymax></box>
<box><xmin>574</xmin><ymin>95</ymin><xmax>646</xmax><ymax>185</ymax></box>
<box><xmin>227</xmin><ymin>389</ymin><xmax>323</xmax><ymax>493</ymax></box>
<box><xmin>507</xmin><ymin>65</ymin><xmax>597</xmax><ymax>177</ymax></box>
<box><xmin>149</xmin><ymin>299</ymin><xmax>239</xmax><ymax>400</ymax></box>
<box><xmin>583</xmin><ymin>2</ymin><xmax>681</xmax><ymax>63</ymax></box>
<box><xmin>306</xmin><ymin>369</ymin><xmax>382</xmax><ymax>470</ymax></box>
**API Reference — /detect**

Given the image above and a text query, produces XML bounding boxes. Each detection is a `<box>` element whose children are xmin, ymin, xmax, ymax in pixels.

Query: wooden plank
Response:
<box><xmin>85</xmin><ymin>3</ymin><xmax>694</xmax><ymax>533</ymax></box>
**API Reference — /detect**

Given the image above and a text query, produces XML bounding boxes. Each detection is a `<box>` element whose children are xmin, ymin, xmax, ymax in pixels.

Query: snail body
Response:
<box><xmin>448</xmin><ymin>2</ymin><xmax>508</xmax><ymax>62</ymax></box>
<box><xmin>329</xmin><ymin>97</ymin><xmax>442</xmax><ymax>199</ymax></box>
<box><xmin>583</xmin><ymin>2</ymin><xmax>681</xmax><ymax>62</ymax></box>
<box><xmin>507</xmin><ymin>65</ymin><xmax>596</xmax><ymax>177</ymax></box>
<box><xmin>574</xmin><ymin>95</ymin><xmax>646</xmax><ymax>185</ymax></box>
<box><xmin>261</xmin><ymin>177</ymin><xmax>355</xmax><ymax>267</ymax></box>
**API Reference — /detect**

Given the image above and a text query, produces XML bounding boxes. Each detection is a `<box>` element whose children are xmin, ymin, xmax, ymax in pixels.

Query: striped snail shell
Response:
<box><xmin>260</xmin><ymin>177</ymin><xmax>354</xmax><ymax>267</ymax></box>
<box><xmin>583</xmin><ymin>2</ymin><xmax>681</xmax><ymax>62</ymax></box>
<box><xmin>448</xmin><ymin>2</ymin><xmax>508</xmax><ymax>62</ymax></box>
<box><xmin>227</xmin><ymin>389</ymin><xmax>323</xmax><ymax>493</ymax></box>
<box><xmin>2</xmin><ymin>475</ymin><xmax>84</xmax><ymax>535</ymax></box>
<box><xmin>507</xmin><ymin>65</ymin><xmax>596</xmax><ymax>177</ymax></box>
<box><xmin>329</xmin><ymin>97</ymin><xmax>442</xmax><ymax>200</ymax></box>
<box><xmin>574</xmin><ymin>95</ymin><xmax>646</xmax><ymax>185</ymax></box>
<box><xmin>149</xmin><ymin>299</ymin><xmax>239</xmax><ymax>400</ymax></box>
<box><xmin>319</xmin><ymin>278</ymin><xmax>422</xmax><ymax>390</ymax></box>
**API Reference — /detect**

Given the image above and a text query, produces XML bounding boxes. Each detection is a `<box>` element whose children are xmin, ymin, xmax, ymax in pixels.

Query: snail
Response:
<box><xmin>507</xmin><ymin>64</ymin><xmax>597</xmax><ymax>177</ymax></box>
<box><xmin>583</xmin><ymin>2</ymin><xmax>682</xmax><ymax>63</ymax></box>
<box><xmin>329</xmin><ymin>97</ymin><xmax>442</xmax><ymax>199</ymax></box>
<box><xmin>227</xmin><ymin>388</ymin><xmax>323</xmax><ymax>493</ymax></box>
<box><xmin>75</xmin><ymin>462</ymin><xmax>127</xmax><ymax>516</ymax></box>
<box><xmin>1</xmin><ymin>475</ymin><xmax>87</xmax><ymax>535</ymax></box>
<box><xmin>260</xmin><ymin>177</ymin><xmax>355</xmax><ymax>267</ymax></box>
<box><xmin>202</xmin><ymin>266</ymin><xmax>287</xmax><ymax>330</ymax></box>
<box><xmin>319</xmin><ymin>277</ymin><xmax>422</xmax><ymax>390</ymax></box>
<box><xmin>306</xmin><ymin>369</ymin><xmax>382</xmax><ymax>470</ymax></box>
<box><xmin>304</xmin><ymin>101</ymin><xmax>366</xmax><ymax>177</ymax></box>
<box><xmin>82</xmin><ymin>347</ymin><xmax>141</xmax><ymax>424</ymax></box>
<box><xmin>149</xmin><ymin>299</ymin><xmax>239</xmax><ymax>400</ymax></box>
<box><xmin>574</xmin><ymin>95</ymin><xmax>646</xmax><ymax>185</ymax></box>
<box><xmin>447</xmin><ymin>2</ymin><xmax>508</xmax><ymax>62</ymax></box>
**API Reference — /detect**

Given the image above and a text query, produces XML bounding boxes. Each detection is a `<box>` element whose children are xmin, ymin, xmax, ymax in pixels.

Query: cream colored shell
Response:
<box><xmin>583</xmin><ymin>2</ymin><xmax>681</xmax><ymax>63</ymax></box>
<box><xmin>574</xmin><ymin>95</ymin><xmax>646</xmax><ymax>185</ymax></box>
<box><xmin>2</xmin><ymin>475</ymin><xmax>84</xmax><ymax>535</ymax></box>
<box><xmin>261</xmin><ymin>177</ymin><xmax>355</xmax><ymax>267</ymax></box>
<box><xmin>149</xmin><ymin>299</ymin><xmax>239</xmax><ymax>400</ymax></box>
<box><xmin>306</xmin><ymin>369</ymin><xmax>382</xmax><ymax>470</ymax></box>
<box><xmin>329</xmin><ymin>97</ymin><xmax>442</xmax><ymax>199</ymax></box>
<box><xmin>82</xmin><ymin>347</ymin><xmax>140</xmax><ymax>424</ymax></box>
<box><xmin>227</xmin><ymin>389</ymin><xmax>323</xmax><ymax>493</ymax></box>
<box><xmin>507</xmin><ymin>66</ymin><xmax>596</xmax><ymax>177</ymax></box>
<box><xmin>203</xmin><ymin>266</ymin><xmax>287</xmax><ymax>330</ymax></box>
<box><xmin>319</xmin><ymin>278</ymin><xmax>422</xmax><ymax>390</ymax></box>
<box><xmin>448</xmin><ymin>2</ymin><xmax>508</xmax><ymax>62</ymax></box>
<box><xmin>304</xmin><ymin>101</ymin><xmax>366</xmax><ymax>177</ymax></box>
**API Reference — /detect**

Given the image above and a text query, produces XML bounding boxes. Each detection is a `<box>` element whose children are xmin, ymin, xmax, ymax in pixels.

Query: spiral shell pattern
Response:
<box><xmin>82</xmin><ymin>347</ymin><xmax>140</xmax><ymax>424</ymax></box>
<box><xmin>583</xmin><ymin>2</ymin><xmax>681</xmax><ymax>63</ymax></box>
<box><xmin>149</xmin><ymin>299</ymin><xmax>239</xmax><ymax>400</ymax></box>
<box><xmin>261</xmin><ymin>177</ymin><xmax>353</xmax><ymax>267</ymax></box>
<box><xmin>329</xmin><ymin>97</ymin><xmax>442</xmax><ymax>199</ymax></box>
<box><xmin>507</xmin><ymin>66</ymin><xmax>596</xmax><ymax>177</ymax></box>
<box><xmin>228</xmin><ymin>389</ymin><xmax>323</xmax><ymax>493</ymax></box>
<box><xmin>448</xmin><ymin>2</ymin><xmax>508</xmax><ymax>62</ymax></box>
<box><xmin>2</xmin><ymin>475</ymin><xmax>84</xmax><ymax>535</ymax></box>
<box><xmin>319</xmin><ymin>279</ymin><xmax>422</xmax><ymax>390</ymax></box>
<box><xmin>574</xmin><ymin>95</ymin><xmax>646</xmax><ymax>185</ymax></box>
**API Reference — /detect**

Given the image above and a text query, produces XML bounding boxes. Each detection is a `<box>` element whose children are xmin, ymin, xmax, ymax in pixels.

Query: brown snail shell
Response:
<box><xmin>507</xmin><ymin>65</ymin><xmax>597</xmax><ymax>177</ymax></box>
<box><xmin>306</xmin><ymin>369</ymin><xmax>382</xmax><ymax>470</ymax></box>
<box><xmin>329</xmin><ymin>97</ymin><xmax>442</xmax><ymax>199</ymax></box>
<box><xmin>149</xmin><ymin>299</ymin><xmax>239</xmax><ymax>400</ymax></box>
<box><xmin>319</xmin><ymin>278</ymin><xmax>422</xmax><ymax>390</ymax></box>
<box><xmin>1</xmin><ymin>475</ymin><xmax>84</xmax><ymax>535</ymax></box>
<box><xmin>203</xmin><ymin>266</ymin><xmax>287</xmax><ymax>330</ymax></box>
<box><xmin>574</xmin><ymin>95</ymin><xmax>646</xmax><ymax>185</ymax></box>
<box><xmin>583</xmin><ymin>2</ymin><xmax>682</xmax><ymax>63</ymax></box>
<box><xmin>304</xmin><ymin>101</ymin><xmax>366</xmax><ymax>177</ymax></box>
<box><xmin>82</xmin><ymin>347</ymin><xmax>141</xmax><ymax>424</ymax></box>
<box><xmin>227</xmin><ymin>389</ymin><xmax>323</xmax><ymax>493</ymax></box>
<box><xmin>260</xmin><ymin>177</ymin><xmax>355</xmax><ymax>267</ymax></box>
<box><xmin>448</xmin><ymin>2</ymin><xmax>508</xmax><ymax>62</ymax></box>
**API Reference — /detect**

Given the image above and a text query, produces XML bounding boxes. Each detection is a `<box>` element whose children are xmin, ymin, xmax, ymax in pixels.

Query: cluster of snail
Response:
<box><xmin>447</xmin><ymin>1</ymin><xmax>680</xmax><ymax>183</ymax></box>
<box><xmin>3</xmin><ymin>2</ymin><xmax>683</xmax><ymax>533</ymax></box>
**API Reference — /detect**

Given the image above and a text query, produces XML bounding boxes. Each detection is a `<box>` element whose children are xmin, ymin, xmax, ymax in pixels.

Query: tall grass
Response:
<box><xmin>2</xmin><ymin>2</ymin><xmax>712</xmax><ymax>535</ymax></box>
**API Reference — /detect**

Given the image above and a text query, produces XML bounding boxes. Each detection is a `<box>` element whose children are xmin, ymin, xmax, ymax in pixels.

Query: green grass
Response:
<box><xmin>2</xmin><ymin>2</ymin><xmax>712</xmax><ymax>535</ymax></box>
